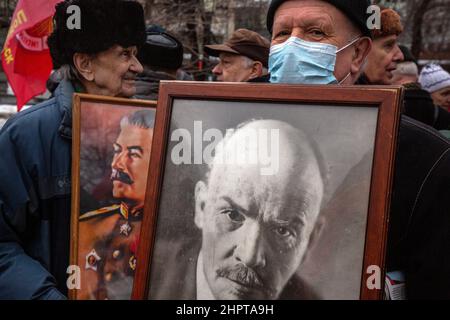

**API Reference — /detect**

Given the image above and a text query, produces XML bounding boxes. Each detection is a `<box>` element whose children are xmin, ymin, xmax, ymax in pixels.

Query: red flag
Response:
<box><xmin>1</xmin><ymin>0</ymin><xmax>63</xmax><ymax>111</ymax></box>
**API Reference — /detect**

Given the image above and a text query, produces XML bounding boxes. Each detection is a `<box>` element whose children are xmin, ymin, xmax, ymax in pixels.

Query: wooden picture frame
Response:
<box><xmin>70</xmin><ymin>93</ymin><xmax>157</xmax><ymax>300</ymax></box>
<box><xmin>133</xmin><ymin>82</ymin><xmax>402</xmax><ymax>300</ymax></box>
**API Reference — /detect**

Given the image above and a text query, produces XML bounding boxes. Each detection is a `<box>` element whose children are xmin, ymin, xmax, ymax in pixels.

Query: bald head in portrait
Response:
<box><xmin>150</xmin><ymin>119</ymin><xmax>326</xmax><ymax>300</ymax></box>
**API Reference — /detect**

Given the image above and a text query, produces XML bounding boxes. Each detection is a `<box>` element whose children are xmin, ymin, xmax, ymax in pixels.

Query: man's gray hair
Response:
<box><xmin>120</xmin><ymin>109</ymin><xmax>155</xmax><ymax>130</ymax></box>
<box><xmin>46</xmin><ymin>64</ymin><xmax>84</xmax><ymax>93</ymax></box>
<box><xmin>241</xmin><ymin>56</ymin><xmax>269</xmax><ymax>75</ymax></box>
<box><xmin>51</xmin><ymin>64</ymin><xmax>82</xmax><ymax>83</ymax></box>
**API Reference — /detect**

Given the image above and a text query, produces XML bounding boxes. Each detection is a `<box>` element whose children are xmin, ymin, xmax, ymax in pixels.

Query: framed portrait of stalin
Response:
<box><xmin>69</xmin><ymin>94</ymin><xmax>156</xmax><ymax>300</ymax></box>
<box><xmin>133</xmin><ymin>81</ymin><xmax>403</xmax><ymax>300</ymax></box>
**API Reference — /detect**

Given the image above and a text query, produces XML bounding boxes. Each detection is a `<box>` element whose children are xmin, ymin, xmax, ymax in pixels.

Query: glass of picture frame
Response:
<box><xmin>133</xmin><ymin>82</ymin><xmax>402</xmax><ymax>300</ymax></box>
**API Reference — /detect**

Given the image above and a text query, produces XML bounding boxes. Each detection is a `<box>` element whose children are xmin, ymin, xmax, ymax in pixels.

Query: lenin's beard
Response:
<box><xmin>216</xmin><ymin>263</ymin><xmax>276</xmax><ymax>299</ymax></box>
<box><xmin>110</xmin><ymin>169</ymin><xmax>137</xmax><ymax>207</ymax></box>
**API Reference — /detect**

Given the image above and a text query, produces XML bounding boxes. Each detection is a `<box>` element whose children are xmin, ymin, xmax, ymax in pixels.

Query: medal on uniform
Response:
<box><xmin>119</xmin><ymin>222</ymin><xmax>132</xmax><ymax>236</ymax></box>
<box><xmin>85</xmin><ymin>249</ymin><xmax>101</xmax><ymax>271</ymax></box>
<box><xmin>104</xmin><ymin>272</ymin><xmax>113</xmax><ymax>283</ymax></box>
<box><xmin>112</xmin><ymin>250</ymin><xmax>121</xmax><ymax>259</ymax></box>
<box><xmin>129</xmin><ymin>255</ymin><xmax>137</xmax><ymax>271</ymax></box>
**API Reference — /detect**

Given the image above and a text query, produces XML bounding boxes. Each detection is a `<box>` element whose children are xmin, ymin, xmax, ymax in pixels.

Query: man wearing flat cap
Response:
<box><xmin>266</xmin><ymin>0</ymin><xmax>450</xmax><ymax>299</ymax></box>
<box><xmin>205</xmin><ymin>28</ymin><xmax>271</xmax><ymax>82</ymax></box>
<box><xmin>0</xmin><ymin>0</ymin><xmax>146</xmax><ymax>299</ymax></box>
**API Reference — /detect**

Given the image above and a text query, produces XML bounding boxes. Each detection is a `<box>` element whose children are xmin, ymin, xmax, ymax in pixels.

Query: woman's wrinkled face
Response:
<box><xmin>89</xmin><ymin>45</ymin><xmax>143</xmax><ymax>97</ymax></box>
<box><xmin>431</xmin><ymin>86</ymin><xmax>450</xmax><ymax>110</ymax></box>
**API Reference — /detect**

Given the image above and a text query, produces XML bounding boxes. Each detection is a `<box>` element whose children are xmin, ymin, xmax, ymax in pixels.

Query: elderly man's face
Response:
<box><xmin>431</xmin><ymin>86</ymin><xmax>450</xmax><ymax>110</ymax></box>
<box><xmin>89</xmin><ymin>45</ymin><xmax>144</xmax><ymax>97</ymax></box>
<box><xmin>194</xmin><ymin>121</ymin><xmax>323</xmax><ymax>299</ymax></box>
<box><xmin>212</xmin><ymin>52</ymin><xmax>257</xmax><ymax>82</ymax></box>
<box><xmin>111</xmin><ymin>125</ymin><xmax>153</xmax><ymax>209</ymax></box>
<box><xmin>364</xmin><ymin>35</ymin><xmax>404</xmax><ymax>84</ymax></box>
<box><xmin>271</xmin><ymin>0</ymin><xmax>363</xmax><ymax>84</ymax></box>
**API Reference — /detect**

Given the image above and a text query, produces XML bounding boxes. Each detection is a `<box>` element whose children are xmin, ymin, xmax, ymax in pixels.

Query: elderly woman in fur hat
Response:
<box><xmin>47</xmin><ymin>0</ymin><xmax>145</xmax><ymax>97</ymax></box>
<box><xmin>0</xmin><ymin>0</ymin><xmax>145</xmax><ymax>299</ymax></box>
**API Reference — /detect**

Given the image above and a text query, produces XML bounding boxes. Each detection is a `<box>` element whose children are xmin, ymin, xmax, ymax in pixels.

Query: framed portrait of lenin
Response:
<box><xmin>133</xmin><ymin>82</ymin><xmax>402</xmax><ymax>300</ymax></box>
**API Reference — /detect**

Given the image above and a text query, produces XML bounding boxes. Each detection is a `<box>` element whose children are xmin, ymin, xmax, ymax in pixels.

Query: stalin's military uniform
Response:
<box><xmin>77</xmin><ymin>203</ymin><xmax>142</xmax><ymax>300</ymax></box>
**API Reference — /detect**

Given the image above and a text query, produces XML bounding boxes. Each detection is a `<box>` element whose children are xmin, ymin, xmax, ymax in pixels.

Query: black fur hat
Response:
<box><xmin>138</xmin><ymin>26</ymin><xmax>184</xmax><ymax>70</ymax></box>
<box><xmin>48</xmin><ymin>0</ymin><xmax>146</xmax><ymax>68</ymax></box>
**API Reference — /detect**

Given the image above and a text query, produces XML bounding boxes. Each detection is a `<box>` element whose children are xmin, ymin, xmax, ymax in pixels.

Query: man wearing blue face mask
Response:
<box><xmin>267</xmin><ymin>0</ymin><xmax>372</xmax><ymax>85</ymax></box>
<box><xmin>269</xmin><ymin>36</ymin><xmax>363</xmax><ymax>84</ymax></box>
<box><xmin>267</xmin><ymin>0</ymin><xmax>450</xmax><ymax>299</ymax></box>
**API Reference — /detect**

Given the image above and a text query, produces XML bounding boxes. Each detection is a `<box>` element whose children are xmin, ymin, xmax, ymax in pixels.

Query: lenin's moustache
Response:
<box><xmin>216</xmin><ymin>263</ymin><xmax>266</xmax><ymax>291</ymax></box>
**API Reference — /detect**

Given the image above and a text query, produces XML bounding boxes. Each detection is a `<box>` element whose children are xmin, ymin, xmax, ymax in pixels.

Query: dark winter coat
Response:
<box><xmin>0</xmin><ymin>80</ymin><xmax>75</xmax><ymax>299</ymax></box>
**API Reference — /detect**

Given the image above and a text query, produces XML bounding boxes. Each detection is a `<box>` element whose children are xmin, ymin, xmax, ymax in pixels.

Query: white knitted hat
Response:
<box><xmin>419</xmin><ymin>64</ymin><xmax>450</xmax><ymax>93</ymax></box>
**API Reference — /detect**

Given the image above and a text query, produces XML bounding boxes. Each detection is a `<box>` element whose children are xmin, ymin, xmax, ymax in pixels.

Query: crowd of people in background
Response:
<box><xmin>127</xmin><ymin>8</ymin><xmax>450</xmax><ymax>135</ymax></box>
<box><xmin>4</xmin><ymin>4</ymin><xmax>450</xmax><ymax>134</ymax></box>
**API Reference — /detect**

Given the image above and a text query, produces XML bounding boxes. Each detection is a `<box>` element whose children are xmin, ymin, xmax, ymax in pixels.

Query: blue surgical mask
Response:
<box><xmin>269</xmin><ymin>36</ymin><xmax>360</xmax><ymax>85</ymax></box>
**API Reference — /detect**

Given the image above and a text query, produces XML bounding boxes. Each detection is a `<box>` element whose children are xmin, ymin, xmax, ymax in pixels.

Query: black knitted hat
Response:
<box><xmin>48</xmin><ymin>0</ymin><xmax>146</xmax><ymax>68</ymax></box>
<box><xmin>267</xmin><ymin>0</ymin><xmax>372</xmax><ymax>38</ymax></box>
<box><xmin>138</xmin><ymin>26</ymin><xmax>184</xmax><ymax>70</ymax></box>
